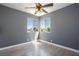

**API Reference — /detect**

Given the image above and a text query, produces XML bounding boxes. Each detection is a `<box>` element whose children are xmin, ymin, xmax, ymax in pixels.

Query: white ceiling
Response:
<box><xmin>1</xmin><ymin>3</ymin><xmax>73</xmax><ymax>17</ymax></box>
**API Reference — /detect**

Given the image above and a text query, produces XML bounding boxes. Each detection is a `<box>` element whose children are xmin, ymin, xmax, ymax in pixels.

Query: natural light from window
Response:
<box><xmin>27</xmin><ymin>17</ymin><xmax>51</xmax><ymax>32</ymax></box>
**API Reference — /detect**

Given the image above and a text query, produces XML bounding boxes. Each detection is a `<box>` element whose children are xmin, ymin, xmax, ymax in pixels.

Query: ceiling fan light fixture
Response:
<box><xmin>25</xmin><ymin>3</ymin><xmax>53</xmax><ymax>15</ymax></box>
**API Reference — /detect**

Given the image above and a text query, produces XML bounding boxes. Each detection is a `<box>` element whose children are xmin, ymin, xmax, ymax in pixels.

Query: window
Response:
<box><xmin>40</xmin><ymin>17</ymin><xmax>51</xmax><ymax>32</ymax></box>
<box><xmin>27</xmin><ymin>17</ymin><xmax>39</xmax><ymax>32</ymax></box>
<box><xmin>27</xmin><ymin>17</ymin><xmax>51</xmax><ymax>32</ymax></box>
<box><xmin>33</xmin><ymin>18</ymin><xmax>39</xmax><ymax>32</ymax></box>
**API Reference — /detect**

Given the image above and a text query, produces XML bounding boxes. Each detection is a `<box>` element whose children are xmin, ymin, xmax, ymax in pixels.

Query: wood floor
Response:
<box><xmin>0</xmin><ymin>40</ymin><xmax>79</xmax><ymax>56</ymax></box>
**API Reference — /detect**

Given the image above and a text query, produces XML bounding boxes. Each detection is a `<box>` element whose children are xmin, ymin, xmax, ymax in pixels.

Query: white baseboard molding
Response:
<box><xmin>0</xmin><ymin>39</ymin><xmax>79</xmax><ymax>54</ymax></box>
<box><xmin>0</xmin><ymin>41</ymin><xmax>32</xmax><ymax>51</ymax></box>
<box><xmin>40</xmin><ymin>40</ymin><xmax>79</xmax><ymax>54</ymax></box>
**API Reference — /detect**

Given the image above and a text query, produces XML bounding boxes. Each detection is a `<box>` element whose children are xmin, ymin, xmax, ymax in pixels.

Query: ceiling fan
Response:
<box><xmin>25</xmin><ymin>3</ymin><xmax>53</xmax><ymax>14</ymax></box>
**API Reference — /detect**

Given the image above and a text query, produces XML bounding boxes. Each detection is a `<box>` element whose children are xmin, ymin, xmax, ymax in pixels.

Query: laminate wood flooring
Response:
<box><xmin>0</xmin><ymin>40</ymin><xmax>79</xmax><ymax>56</ymax></box>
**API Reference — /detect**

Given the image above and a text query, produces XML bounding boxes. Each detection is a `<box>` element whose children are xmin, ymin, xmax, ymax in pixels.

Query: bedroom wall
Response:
<box><xmin>40</xmin><ymin>3</ymin><xmax>79</xmax><ymax>50</ymax></box>
<box><xmin>0</xmin><ymin>4</ymin><xmax>38</xmax><ymax>48</ymax></box>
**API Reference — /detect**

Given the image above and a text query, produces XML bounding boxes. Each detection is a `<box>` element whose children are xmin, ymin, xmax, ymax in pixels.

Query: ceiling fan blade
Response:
<box><xmin>43</xmin><ymin>3</ymin><xmax>53</xmax><ymax>7</ymax></box>
<box><xmin>42</xmin><ymin>9</ymin><xmax>48</xmax><ymax>13</ymax></box>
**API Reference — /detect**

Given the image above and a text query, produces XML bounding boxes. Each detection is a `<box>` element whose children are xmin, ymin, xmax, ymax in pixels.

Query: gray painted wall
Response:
<box><xmin>0</xmin><ymin>3</ymin><xmax>79</xmax><ymax>50</ymax></box>
<box><xmin>40</xmin><ymin>3</ymin><xmax>79</xmax><ymax>50</ymax></box>
<box><xmin>0</xmin><ymin>5</ymin><xmax>37</xmax><ymax>48</ymax></box>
